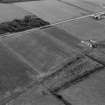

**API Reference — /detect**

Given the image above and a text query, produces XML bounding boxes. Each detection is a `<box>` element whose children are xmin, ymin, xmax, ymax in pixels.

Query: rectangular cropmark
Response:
<box><xmin>0</xmin><ymin>29</ymin><xmax>79</xmax><ymax>76</ymax></box>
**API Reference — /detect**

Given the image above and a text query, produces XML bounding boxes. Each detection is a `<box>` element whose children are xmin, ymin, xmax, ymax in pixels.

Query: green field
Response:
<box><xmin>56</xmin><ymin>17</ymin><xmax>105</xmax><ymax>42</ymax></box>
<box><xmin>14</xmin><ymin>0</ymin><xmax>88</xmax><ymax>23</ymax></box>
<box><xmin>58</xmin><ymin>68</ymin><xmax>105</xmax><ymax>105</ymax></box>
<box><xmin>0</xmin><ymin>42</ymin><xmax>38</xmax><ymax>102</ymax></box>
<box><xmin>42</xmin><ymin>26</ymin><xmax>81</xmax><ymax>49</ymax></box>
<box><xmin>7</xmin><ymin>85</ymin><xmax>64</xmax><ymax>105</ymax></box>
<box><xmin>0</xmin><ymin>29</ymin><xmax>79</xmax><ymax>75</ymax></box>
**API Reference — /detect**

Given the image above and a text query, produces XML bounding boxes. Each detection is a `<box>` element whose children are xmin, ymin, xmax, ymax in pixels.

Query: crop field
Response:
<box><xmin>7</xmin><ymin>85</ymin><xmax>64</xmax><ymax>105</ymax></box>
<box><xmin>1</xmin><ymin>0</ymin><xmax>105</xmax><ymax>105</ymax></box>
<box><xmin>0</xmin><ymin>29</ymin><xmax>81</xmax><ymax>75</ymax></box>
<box><xmin>58</xmin><ymin>0</ymin><xmax>105</xmax><ymax>13</ymax></box>
<box><xmin>58</xmin><ymin>68</ymin><xmax>105</xmax><ymax>105</ymax></box>
<box><xmin>0</xmin><ymin>4</ymin><xmax>32</xmax><ymax>22</ymax></box>
<box><xmin>86</xmin><ymin>46</ymin><xmax>105</xmax><ymax>64</ymax></box>
<box><xmin>0</xmin><ymin>42</ymin><xmax>38</xmax><ymax>103</ymax></box>
<box><xmin>42</xmin><ymin>26</ymin><xmax>81</xmax><ymax>49</ymax></box>
<box><xmin>56</xmin><ymin>17</ymin><xmax>105</xmax><ymax>42</ymax></box>
<box><xmin>14</xmin><ymin>0</ymin><xmax>89</xmax><ymax>23</ymax></box>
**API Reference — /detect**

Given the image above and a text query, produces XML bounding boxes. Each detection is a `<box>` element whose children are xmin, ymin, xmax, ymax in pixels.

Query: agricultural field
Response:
<box><xmin>56</xmin><ymin>16</ymin><xmax>105</xmax><ymax>42</ymax></box>
<box><xmin>14</xmin><ymin>0</ymin><xmax>89</xmax><ymax>23</ymax></box>
<box><xmin>0</xmin><ymin>3</ymin><xmax>32</xmax><ymax>22</ymax></box>
<box><xmin>42</xmin><ymin>26</ymin><xmax>81</xmax><ymax>49</ymax></box>
<box><xmin>58</xmin><ymin>68</ymin><xmax>105</xmax><ymax>105</ymax></box>
<box><xmin>57</xmin><ymin>0</ymin><xmax>105</xmax><ymax>13</ymax></box>
<box><xmin>43</xmin><ymin>56</ymin><xmax>102</xmax><ymax>91</ymax></box>
<box><xmin>0</xmin><ymin>0</ymin><xmax>105</xmax><ymax>105</ymax></box>
<box><xmin>7</xmin><ymin>85</ymin><xmax>64</xmax><ymax>105</ymax></box>
<box><xmin>82</xmin><ymin>0</ymin><xmax>105</xmax><ymax>7</ymax></box>
<box><xmin>0</xmin><ymin>29</ymin><xmax>81</xmax><ymax>76</ymax></box>
<box><xmin>0</xmin><ymin>42</ymin><xmax>38</xmax><ymax>104</ymax></box>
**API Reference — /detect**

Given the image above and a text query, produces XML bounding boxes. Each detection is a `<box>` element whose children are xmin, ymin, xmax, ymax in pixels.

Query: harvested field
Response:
<box><xmin>42</xmin><ymin>26</ymin><xmax>81</xmax><ymax>49</ymax></box>
<box><xmin>0</xmin><ymin>29</ymin><xmax>81</xmax><ymax>76</ymax></box>
<box><xmin>56</xmin><ymin>17</ymin><xmax>105</xmax><ymax>41</ymax></box>
<box><xmin>0</xmin><ymin>42</ymin><xmax>38</xmax><ymax>103</ymax></box>
<box><xmin>14</xmin><ymin>0</ymin><xmax>88</xmax><ymax>23</ymax></box>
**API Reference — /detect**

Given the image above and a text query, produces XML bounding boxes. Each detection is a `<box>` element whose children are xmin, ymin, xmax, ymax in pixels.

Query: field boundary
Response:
<box><xmin>1</xmin><ymin>10</ymin><xmax>105</xmax><ymax>39</ymax></box>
